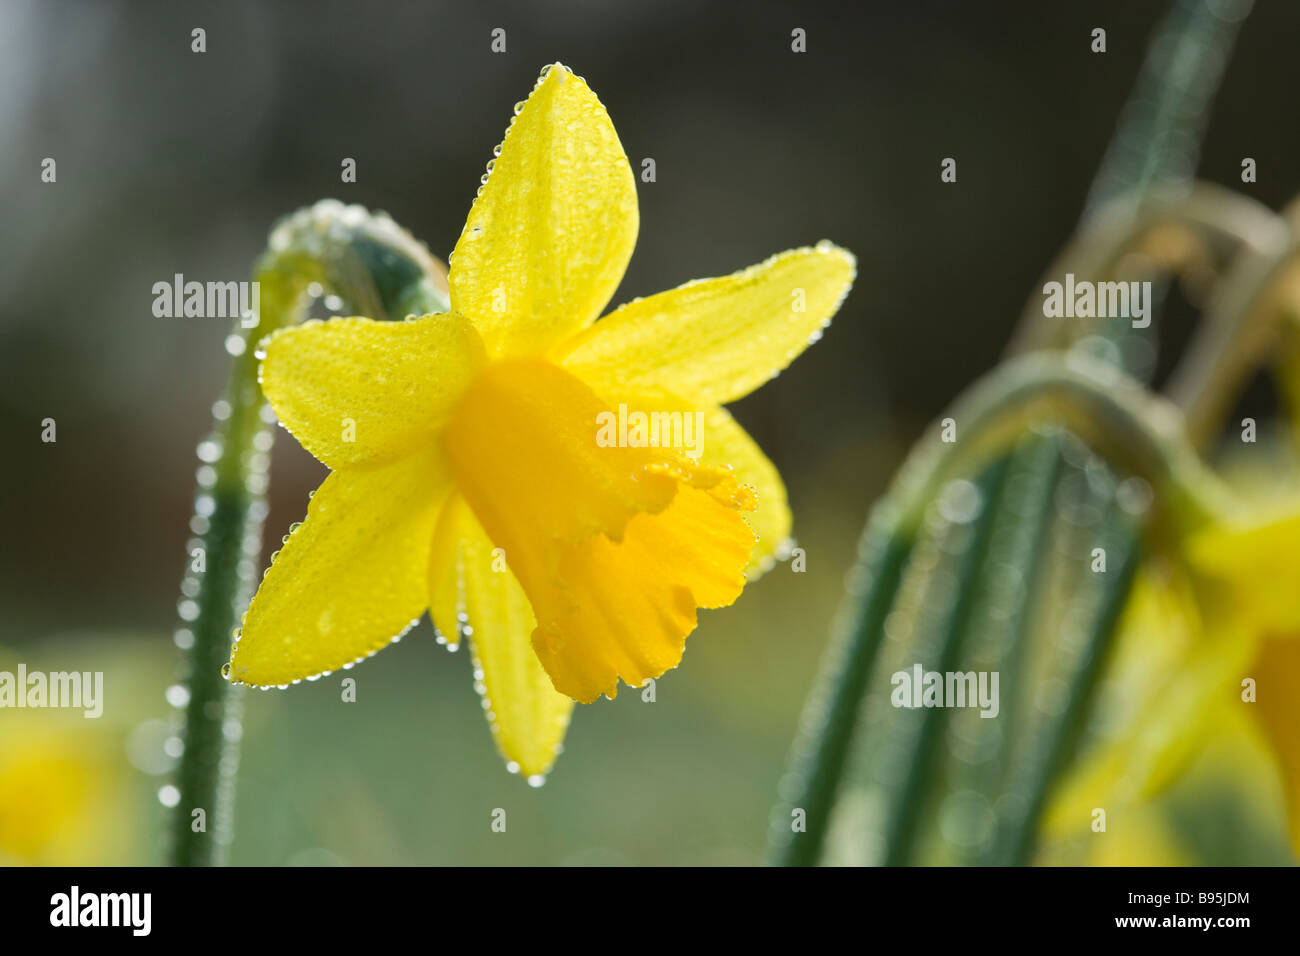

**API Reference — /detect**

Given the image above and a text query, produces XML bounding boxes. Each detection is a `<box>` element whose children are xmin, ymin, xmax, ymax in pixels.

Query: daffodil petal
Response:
<box><xmin>1129</xmin><ymin>626</ymin><xmax>1258</xmax><ymax>796</ymax></box>
<box><xmin>259</xmin><ymin>315</ymin><xmax>486</xmax><ymax>469</ymax></box>
<box><xmin>1186</xmin><ymin>511</ymin><xmax>1300</xmax><ymax>635</ymax></box>
<box><xmin>443</xmin><ymin>358</ymin><xmax>756</xmax><ymax>703</ymax></box>
<box><xmin>227</xmin><ymin>448</ymin><xmax>448</xmax><ymax>686</ymax></box>
<box><xmin>428</xmin><ymin>494</ymin><xmax>574</xmax><ymax>777</ymax></box>
<box><xmin>1251</xmin><ymin>636</ymin><xmax>1300</xmax><ymax>857</ymax></box>
<box><xmin>557</xmin><ymin>244</ymin><xmax>855</xmax><ymax>405</ymax></box>
<box><xmin>448</xmin><ymin>63</ymin><xmax>638</xmax><ymax>358</ymax></box>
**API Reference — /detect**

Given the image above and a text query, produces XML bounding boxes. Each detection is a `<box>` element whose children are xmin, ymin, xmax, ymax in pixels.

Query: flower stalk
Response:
<box><xmin>168</xmin><ymin>202</ymin><xmax>448</xmax><ymax>865</ymax></box>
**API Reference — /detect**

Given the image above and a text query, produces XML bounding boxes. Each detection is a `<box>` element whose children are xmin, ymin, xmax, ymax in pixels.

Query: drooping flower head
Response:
<box><xmin>226</xmin><ymin>63</ymin><xmax>855</xmax><ymax>778</ymax></box>
<box><xmin>1045</xmin><ymin>502</ymin><xmax>1300</xmax><ymax>857</ymax></box>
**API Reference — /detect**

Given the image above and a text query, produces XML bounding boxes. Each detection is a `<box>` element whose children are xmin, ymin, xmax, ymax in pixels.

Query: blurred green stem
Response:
<box><xmin>1008</xmin><ymin>184</ymin><xmax>1285</xmax><ymax>357</ymax></box>
<box><xmin>767</xmin><ymin>352</ymin><xmax>1226</xmax><ymax>865</ymax></box>
<box><xmin>887</xmin><ymin>354</ymin><xmax>1229</xmax><ymax>535</ymax></box>
<box><xmin>981</xmin><ymin>0</ymin><xmax>1253</xmax><ymax>868</ymax></box>
<box><xmin>768</xmin><ymin>506</ymin><xmax>911</xmax><ymax>866</ymax></box>
<box><xmin>882</xmin><ymin>460</ymin><xmax>1008</xmax><ymax>864</ymax></box>
<box><xmin>1169</xmin><ymin>230</ymin><xmax>1300</xmax><ymax>447</ymax></box>
<box><xmin>997</xmin><ymin>507</ymin><xmax>1141</xmax><ymax>865</ymax></box>
<box><xmin>168</xmin><ymin>201</ymin><xmax>449</xmax><ymax>865</ymax></box>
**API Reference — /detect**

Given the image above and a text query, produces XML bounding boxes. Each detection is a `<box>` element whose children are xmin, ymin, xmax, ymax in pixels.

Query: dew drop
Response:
<box><xmin>1116</xmin><ymin>476</ymin><xmax>1154</xmax><ymax>516</ymax></box>
<box><xmin>165</xmin><ymin>684</ymin><xmax>191</xmax><ymax>708</ymax></box>
<box><xmin>937</xmin><ymin>479</ymin><xmax>982</xmax><ymax>524</ymax></box>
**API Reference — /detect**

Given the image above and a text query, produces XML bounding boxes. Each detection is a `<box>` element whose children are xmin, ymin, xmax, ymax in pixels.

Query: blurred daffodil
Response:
<box><xmin>225</xmin><ymin>63</ymin><xmax>855</xmax><ymax>777</ymax></box>
<box><xmin>0</xmin><ymin>646</ymin><xmax>135</xmax><ymax>865</ymax></box>
<box><xmin>0</xmin><ymin>730</ymin><xmax>97</xmax><ymax>863</ymax></box>
<box><xmin>1046</xmin><ymin>503</ymin><xmax>1300</xmax><ymax>857</ymax></box>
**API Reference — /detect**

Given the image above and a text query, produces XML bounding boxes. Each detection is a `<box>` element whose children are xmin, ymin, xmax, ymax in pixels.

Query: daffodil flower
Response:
<box><xmin>1045</xmin><ymin>505</ymin><xmax>1300</xmax><ymax>856</ymax></box>
<box><xmin>224</xmin><ymin>64</ymin><xmax>855</xmax><ymax>778</ymax></box>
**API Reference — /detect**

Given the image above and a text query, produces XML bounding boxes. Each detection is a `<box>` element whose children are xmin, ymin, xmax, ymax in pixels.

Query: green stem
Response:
<box><xmin>767</xmin><ymin>505</ymin><xmax>912</xmax><ymax>866</ymax></box>
<box><xmin>765</xmin><ymin>352</ymin><xmax>1222</xmax><ymax>866</ymax></box>
<box><xmin>998</xmin><ymin>506</ymin><xmax>1142</xmax><ymax>865</ymax></box>
<box><xmin>881</xmin><ymin>459</ymin><xmax>1008</xmax><ymax>864</ymax></box>
<box><xmin>888</xmin><ymin>353</ymin><xmax>1228</xmax><ymax>536</ymax></box>
<box><xmin>980</xmin><ymin>0</ymin><xmax>1254</xmax><ymax>870</ymax></box>
<box><xmin>1006</xmin><ymin>184</ymin><xmax>1284</xmax><ymax>357</ymax></box>
<box><xmin>168</xmin><ymin>201</ymin><xmax>449</xmax><ymax>865</ymax></box>
<box><xmin>1168</xmin><ymin>231</ymin><xmax>1300</xmax><ymax>448</ymax></box>
<box><xmin>963</xmin><ymin>432</ymin><xmax>1064</xmax><ymax>863</ymax></box>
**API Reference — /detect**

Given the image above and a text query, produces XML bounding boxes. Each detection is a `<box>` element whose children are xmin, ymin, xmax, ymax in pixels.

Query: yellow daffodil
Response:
<box><xmin>224</xmin><ymin>63</ymin><xmax>855</xmax><ymax>778</ymax></box>
<box><xmin>1045</xmin><ymin>506</ymin><xmax>1300</xmax><ymax>857</ymax></box>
